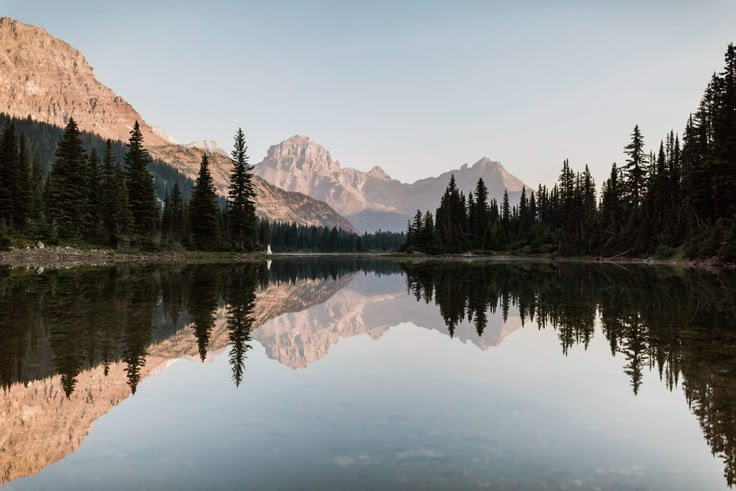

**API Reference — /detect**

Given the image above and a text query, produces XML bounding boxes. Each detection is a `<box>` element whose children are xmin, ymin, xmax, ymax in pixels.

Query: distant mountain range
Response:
<box><xmin>0</xmin><ymin>17</ymin><xmax>354</xmax><ymax>232</ymax></box>
<box><xmin>254</xmin><ymin>136</ymin><xmax>528</xmax><ymax>232</ymax></box>
<box><xmin>0</xmin><ymin>16</ymin><xmax>530</xmax><ymax>234</ymax></box>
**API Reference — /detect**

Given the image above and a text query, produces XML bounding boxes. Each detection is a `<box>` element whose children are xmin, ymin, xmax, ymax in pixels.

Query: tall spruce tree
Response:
<box><xmin>624</xmin><ymin>125</ymin><xmax>647</xmax><ymax>209</ymax></box>
<box><xmin>46</xmin><ymin>118</ymin><xmax>88</xmax><ymax>238</ymax></box>
<box><xmin>190</xmin><ymin>153</ymin><xmax>219</xmax><ymax>249</ymax></box>
<box><xmin>125</xmin><ymin>121</ymin><xmax>158</xmax><ymax>236</ymax></box>
<box><xmin>227</xmin><ymin>128</ymin><xmax>257</xmax><ymax>251</ymax></box>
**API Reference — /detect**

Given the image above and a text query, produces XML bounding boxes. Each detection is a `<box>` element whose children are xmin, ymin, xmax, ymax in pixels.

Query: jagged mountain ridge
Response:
<box><xmin>0</xmin><ymin>17</ymin><xmax>355</xmax><ymax>231</ymax></box>
<box><xmin>254</xmin><ymin>135</ymin><xmax>529</xmax><ymax>232</ymax></box>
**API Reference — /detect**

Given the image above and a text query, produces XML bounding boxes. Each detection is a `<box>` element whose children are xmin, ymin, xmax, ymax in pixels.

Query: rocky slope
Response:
<box><xmin>0</xmin><ymin>17</ymin><xmax>355</xmax><ymax>231</ymax></box>
<box><xmin>254</xmin><ymin>135</ymin><xmax>529</xmax><ymax>232</ymax></box>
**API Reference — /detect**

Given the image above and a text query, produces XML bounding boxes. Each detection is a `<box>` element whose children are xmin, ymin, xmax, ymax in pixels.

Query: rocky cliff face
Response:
<box><xmin>0</xmin><ymin>17</ymin><xmax>355</xmax><ymax>231</ymax></box>
<box><xmin>0</xmin><ymin>17</ymin><xmax>168</xmax><ymax>146</ymax></box>
<box><xmin>254</xmin><ymin>136</ymin><xmax>529</xmax><ymax>232</ymax></box>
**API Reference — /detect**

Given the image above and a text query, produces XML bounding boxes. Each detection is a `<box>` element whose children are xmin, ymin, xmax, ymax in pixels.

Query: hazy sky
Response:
<box><xmin>4</xmin><ymin>0</ymin><xmax>736</xmax><ymax>186</ymax></box>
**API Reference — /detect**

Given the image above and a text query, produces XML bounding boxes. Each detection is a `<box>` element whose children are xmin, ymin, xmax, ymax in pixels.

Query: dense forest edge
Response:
<box><xmin>1</xmin><ymin>42</ymin><xmax>734</xmax><ymax>263</ymax></box>
<box><xmin>0</xmin><ymin>115</ymin><xmax>403</xmax><ymax>254</ymax></box>
<box><xmin>403</xmin><ymin>43</ymin><xmax>736</xmax><ymax>265</ymax></box>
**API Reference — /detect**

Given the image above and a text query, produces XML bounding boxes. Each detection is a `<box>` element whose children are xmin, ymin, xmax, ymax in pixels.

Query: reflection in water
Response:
<box><xmin>403</xmin><ymin>261</ymin><xmax>736</xmax><ymax>487</ymax></box>
<box><xmin>0</xmin><ymin>259</ymin><xmax>735</xmax><ymax>488</ymax></box>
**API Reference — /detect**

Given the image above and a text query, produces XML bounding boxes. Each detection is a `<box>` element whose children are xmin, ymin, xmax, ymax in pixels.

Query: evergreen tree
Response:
<box><xmin>46</xmin><ymin>118</ymin><xmax>88</xmax><ymax>238</ymax></box>
<box><xmin>190</xmin><ymin>153</ymin><xmax>219</xmax><ymax>249</ymax></box>
<box><xmin>227</xmin><ymin>128</ymin><xmax>257</xmax><ymax>251</ymax></box>
<box><xmin>125</xmin><ymin>121</ymin><xmax>158</xmax><ymax>236</ymax></box>
<box><xmin>501</xmin><ymin>189</ymin><xmax>511</xmax><ymax>225</ymax></box>
<box><xmin>624</xmin><ymin>125</ymin><xmax>647</xmax><ymax>208</ymax></box>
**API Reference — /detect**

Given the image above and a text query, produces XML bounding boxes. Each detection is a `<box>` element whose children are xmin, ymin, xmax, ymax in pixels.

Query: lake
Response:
<box><xmin>0</xmin><ymin>258</ymin><xmax>734</xmax><ymax>490</ymax></box>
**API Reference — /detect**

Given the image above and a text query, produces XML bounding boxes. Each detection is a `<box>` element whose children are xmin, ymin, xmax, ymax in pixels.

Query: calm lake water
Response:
<box><xmin>1</xmin><ymin>258</ymin><xmax>735</xmax><ymax>490</ymax></box>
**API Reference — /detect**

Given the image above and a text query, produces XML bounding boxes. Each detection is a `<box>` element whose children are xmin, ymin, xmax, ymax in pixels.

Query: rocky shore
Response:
<box><xmin>0</xmin><ymin>244</ymin><xmax>263</xmax><ymax>270</ymax></box>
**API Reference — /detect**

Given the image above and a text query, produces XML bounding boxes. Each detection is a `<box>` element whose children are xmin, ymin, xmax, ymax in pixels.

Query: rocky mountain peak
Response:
<box><xmin>185</xmin><ymin>140</ymin><xmax>227</xmax><ymax>156</ymax></box>
<box><xmin>264</xmin><ymin>135</ymin><xmax>341</xmax><ymax>174</ymax></box>
<box><xmin>474</xmin><ymin>156</ymin><xmax>497</xmax><ymax>167</ymax></box>
<box><xmin>368</xmin><ymin>165</ymin><xmax>391</xmax><ymax>180</ymax></box>
<box><xmin>254</xmin><ymin>134</ymin><xmax>530</xmax><ymax>232</ymax></box>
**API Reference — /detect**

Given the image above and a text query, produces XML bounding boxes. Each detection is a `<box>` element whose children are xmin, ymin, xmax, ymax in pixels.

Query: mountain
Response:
<box><xmin>254</xmin><ymin>135</ymin><xmax>529</xmax><ymax>232</ymax></box>
<box><xmin>185</xmin><ymin>139</ymin><xmax>227</xmax><ymax>156</ymax></box>
<box><xmin>0</xmin><ymin>17</ymin><xmax>355</xmax><ymax>231</ymax></box>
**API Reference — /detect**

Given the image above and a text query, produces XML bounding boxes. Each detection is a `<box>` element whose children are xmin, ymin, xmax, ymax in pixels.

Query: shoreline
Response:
<box><xmin>0</xmin><ymin>246</ymin><xmax>731</xmax><ymax>271</ymax></box>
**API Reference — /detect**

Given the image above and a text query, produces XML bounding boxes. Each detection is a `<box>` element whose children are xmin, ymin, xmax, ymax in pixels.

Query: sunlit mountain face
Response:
<box><xmin>1</xmin><ymin>259</ymin><xmax>735</xmax><ymax>489</ymax></box>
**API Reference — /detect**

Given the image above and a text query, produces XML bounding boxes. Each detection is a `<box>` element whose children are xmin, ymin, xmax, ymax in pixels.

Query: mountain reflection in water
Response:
<box><xmin>0</xmin><ymin>259</ymin><xmax>735</xmax><ymax>489</ymax></box>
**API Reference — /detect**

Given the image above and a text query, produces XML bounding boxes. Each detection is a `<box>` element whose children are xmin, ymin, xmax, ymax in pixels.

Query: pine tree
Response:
<box><xmin>624</xmin><ymin>125</ymin><xmax>647</xmax><ymax>209</ymax></box>
<box><xmin>471</xmin><ymin>178</ymin><xmax>489</xmax><ymax>246</ymax></box>
<box><xmin>46</xmin><ymin>118</ymin><xmax>88</xmax><ymax>238</ymax></box>
<box><xmin>601</xmin><ymin>163</ymin><xmax>622</xmax><ymax>234</ymax></box>
<box><xmin>501</xmin><ymin>189</ymin><xmax>511</xmax><ymax>225</ymax></box>
<box><xmin>227</xmin><ymin>128</ymin><xmax>257</xmax><ymax>251</ymax></box>
<box><xmin>125</xmin><ymin>121</ymin><xmax>158</xmax><ymax>236</ymax></box>
<box><xmin>190</xmin><ymin>153</ymin><xmax>219</xmax><ymax>249</ymax></box>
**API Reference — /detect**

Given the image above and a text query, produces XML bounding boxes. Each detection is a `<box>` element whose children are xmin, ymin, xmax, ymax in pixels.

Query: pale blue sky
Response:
<box><xmin>4</xmin><ymin>0</ymin><xmax>736</xmax><ymax>187</ymax></box>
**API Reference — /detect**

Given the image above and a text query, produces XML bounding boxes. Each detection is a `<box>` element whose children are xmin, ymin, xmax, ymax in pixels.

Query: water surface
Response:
<box><xmin>0</xmin><ymin>259</ymin><xmax>734</xmax><ymax>490</ymax></box>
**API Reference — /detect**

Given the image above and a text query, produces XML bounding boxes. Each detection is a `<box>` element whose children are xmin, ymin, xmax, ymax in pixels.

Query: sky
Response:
<box><xmin>3</xmin><ymin>0</ymin><xmax>736</xmax><ymax>187</ymax></box>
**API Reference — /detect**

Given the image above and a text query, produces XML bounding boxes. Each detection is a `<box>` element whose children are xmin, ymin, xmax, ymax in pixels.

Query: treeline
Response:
<box><xmin>268</xmin><ymin>221</ymin><xmax>404</xmax><ymax>252</ymax></box>
<box><xmin>0</xmin><ymin>117</ymin><xmax>392</xmax><ymax>252</ymax></box>
<box><xmin>0</xmin><ymin>113</ymin><xmax>194</xmax><ymax>202</ymax></box>
<box><xmin>405</xmin><ymin>43</ymin><xmax>736</xmax><ymax>260</ymax></box>
<box><xmin>0</xmin><ymin>117</ymin><xmax>260</xmax><ymax>250</ymax></box>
